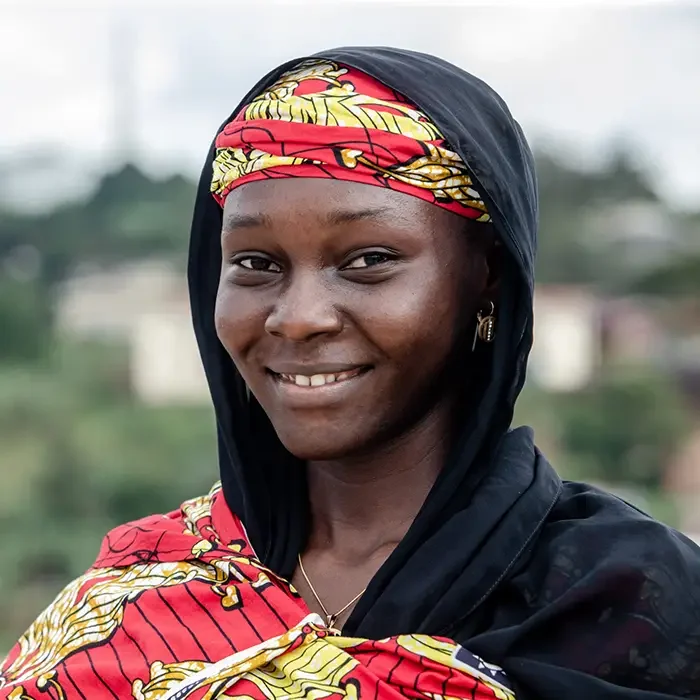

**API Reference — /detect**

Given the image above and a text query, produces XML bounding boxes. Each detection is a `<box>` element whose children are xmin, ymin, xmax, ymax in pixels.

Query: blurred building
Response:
<box><xmin>666</xmin><ymin>427</ymin><xmax>700</xmax><ymax>534</ymax></box>
<box><xmin>130</xmin><ymin>304</ymin><xmax>209</xmax><ymax>405</ymax></box>
<box><xmin>584</xmin><ymin>200</ymin><xmax>680</xmax><ymax>271</ymax></box>
<box><xmin>601</xmin><ymin>297</ymin><xmax>664</xmax><ymax>366</ymax></box>
<box><xmin>56</xmin><ymin>259</ymin><xmax>209</xmax><ymax>404</ymax></box>
<box><xmin>529</xmin><ymin>286</ymin><xmax>600</xmax><ymax>392</ymax></box>
<box><xmin>57</xmin><ymin>260</ymin><xmax>186</xmax><ymax>339</ymax></box>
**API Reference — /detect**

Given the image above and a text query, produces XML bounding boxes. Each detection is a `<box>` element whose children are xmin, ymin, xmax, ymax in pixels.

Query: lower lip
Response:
<box><xmin>268</xmin><ymin>368</ymin><xmax>371</xmax><ymax>406</ymax></box>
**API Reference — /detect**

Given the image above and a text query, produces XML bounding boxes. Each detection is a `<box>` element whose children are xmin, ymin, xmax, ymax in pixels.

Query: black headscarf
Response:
<box><xmin>188</xmin><ymin>47</ymin><xmax>700</xmax><ymax>699</ymax></box>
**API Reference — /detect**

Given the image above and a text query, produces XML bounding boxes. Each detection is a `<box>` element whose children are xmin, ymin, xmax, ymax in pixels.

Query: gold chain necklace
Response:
<box><xmin>297</xmin><ymin>554</ymin><xmax>366</xmax><ymax>632</ymax></box>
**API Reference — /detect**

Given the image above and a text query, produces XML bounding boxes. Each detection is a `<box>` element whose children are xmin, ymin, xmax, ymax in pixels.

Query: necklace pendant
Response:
<box><xmin>326</xmin><ymin>613</ymin><xmax>342</xmax><ymax>634</ymax></box>
<box><xmin>297</xmin><ymin>554</ymin><xmax>363</xmax><ymax>637</ymax></box>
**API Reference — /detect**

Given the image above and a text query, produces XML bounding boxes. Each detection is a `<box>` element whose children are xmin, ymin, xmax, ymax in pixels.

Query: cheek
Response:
<box><xmin>355</xmin><ymin>270</ymin><xmax>464</xmax><ymax>365</ymax></box>
<box><xmin>214</xmin><ymin>283</ymin><xmax>264</xmax><ymax>361</ymax></box>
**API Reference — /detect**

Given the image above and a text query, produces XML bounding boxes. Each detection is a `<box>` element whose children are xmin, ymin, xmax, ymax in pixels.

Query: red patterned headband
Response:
<box><xmin>211</xmin><ymin>60</ymin><xmax>490</xmax><ymax>223</ymax></box>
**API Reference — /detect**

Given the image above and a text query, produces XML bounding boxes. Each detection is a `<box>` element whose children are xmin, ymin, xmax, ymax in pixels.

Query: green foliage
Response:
<box><xmin>0</xmin><ymin>164</ymin><xmax>195</xmax><ymax>286</ymax></box>
<box><xmin>0</xmin><ymin>341</ymin><xmax>218</xmax><ymax>650</ymax></box>
<box><xmin>534</xmin><ymin>147</ymin><xmax>675</xmax><ymax>287</ymax></box>
<box><xmin>553</xmin><ymin>369</ymin><xmax>690</xmax><ymax>490</ymax></box>
<box><xmin>0</xmin><ymin>277</ymin><xmax>51</xmax><ymax>362</ymax></box>
<box><xmin>0</xmin><ymin>165</ymin><xmax>204</xmax><ymax>647</ymax></box>
<box><xmin>630</xmin><ymin>253</ymin><xmax>700</xmax><ymax>297</ymax></box>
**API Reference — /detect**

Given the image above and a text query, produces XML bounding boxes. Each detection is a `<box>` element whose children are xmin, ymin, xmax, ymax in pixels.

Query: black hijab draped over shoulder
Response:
<box><xmin>188</xmin><ymin>47</ymin><xmax>700</xmax><ymax>698</ymax></box>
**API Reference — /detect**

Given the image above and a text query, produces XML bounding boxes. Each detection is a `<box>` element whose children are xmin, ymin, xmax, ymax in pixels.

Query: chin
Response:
<box><xmin>271</xmin><ymin>422</ymin><xmax>370</xmax><ymax>462</ymax></box>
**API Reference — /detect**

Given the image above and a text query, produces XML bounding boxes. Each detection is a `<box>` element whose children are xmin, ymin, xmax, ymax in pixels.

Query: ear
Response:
<box><xmin>483</xmin><ymin>239</ymin><xmax>503</xmax><ymax>302</ymax></box>
<box><xmin>466</xmin><ymin>221</ymin><xmax>502</xmax><ymax>307</ymax></box>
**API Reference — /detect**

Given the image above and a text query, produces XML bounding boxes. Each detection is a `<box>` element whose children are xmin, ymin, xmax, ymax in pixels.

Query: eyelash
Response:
<box><xmin>231</xmin><ymin>250</ymin><xmax>397</xmax><ymax>273</ymax></box>
<box><xmin>344</xmin><ymin>251</ymin><xmax>396</xmax><ymax>269</ymax></box>
<box><xmin>235</xmin><ymin>256</ymin><xmax>281</xmax><ymax>273</ymax></box>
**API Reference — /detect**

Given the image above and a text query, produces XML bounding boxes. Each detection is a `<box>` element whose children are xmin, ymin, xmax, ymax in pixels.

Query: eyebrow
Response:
<box><xmin>223</xmin><ymin>206</ymin><xmax>394</xmax><ymax>232</ymax></box>
<box><xmin>324</xmin><ymin>206</ymin><xmax>393</xmax><ymax>226</ymax></box>
<box><xmin>223</xmin><ymin>212</ymin><xmax>273</xmax><ymax>231</ymax></box>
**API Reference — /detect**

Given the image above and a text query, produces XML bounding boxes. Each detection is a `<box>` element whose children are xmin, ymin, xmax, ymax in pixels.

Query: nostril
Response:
<box><xmin>264</xmin><ymin>307</ymin><xmax>343</xmax><ymax>341</ymax></box>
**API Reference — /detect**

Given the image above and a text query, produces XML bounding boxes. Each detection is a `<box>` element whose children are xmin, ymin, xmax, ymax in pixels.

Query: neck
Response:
<box><xmin>305</xmin><ymin>404</ymin><xmax>452</xmax><ymax>564</ymax></box>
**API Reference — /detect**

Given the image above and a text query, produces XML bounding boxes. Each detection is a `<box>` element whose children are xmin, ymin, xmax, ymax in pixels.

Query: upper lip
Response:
<box><xmin>266</xmin><ymin>363</ymin><xmax>369</xmax><ymax>376</ymax></box>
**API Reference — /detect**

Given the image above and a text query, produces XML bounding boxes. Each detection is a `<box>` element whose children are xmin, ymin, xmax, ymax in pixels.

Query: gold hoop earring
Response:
<box><xmin>472</xmin><ymin>301</ymin><xmax>496</xmax><ymax>351</ymax></box>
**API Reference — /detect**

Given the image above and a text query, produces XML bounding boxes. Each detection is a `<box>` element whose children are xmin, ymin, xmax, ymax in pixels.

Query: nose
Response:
<box><xmin>264</xmin><ymin>271</ymin><xmax>343</xmax><ymax>342</ymax></box>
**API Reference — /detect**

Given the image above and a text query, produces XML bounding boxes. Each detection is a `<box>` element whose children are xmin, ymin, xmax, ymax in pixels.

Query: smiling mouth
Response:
<box><xmin>270</xmin><ymin>367</ymin><xmax>369</xmax><ymax>388</ymax></box>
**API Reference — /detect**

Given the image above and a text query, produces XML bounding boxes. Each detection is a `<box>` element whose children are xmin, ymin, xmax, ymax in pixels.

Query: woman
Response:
<box><xmin>2</xmin><ymin>47</ymin><xmax>699</xmax><ymax>700</ymax></box>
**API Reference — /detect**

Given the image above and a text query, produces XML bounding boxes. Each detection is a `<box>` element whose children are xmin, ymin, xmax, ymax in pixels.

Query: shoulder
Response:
<box><xmin>527</xmin><ymin>479</ymin><xmax>700</xmax><ymax>598</ymax></box>
<box><xmin>0</xmin><ymin>484</ymin><xmax>254</xmax><ymax>693</ymax></box>
<box><xmin>92</xmin><ymin>481</ymin><xmax>253</xmax><ymax>568</ymax></box>
<box><xmin>509</xmin><ymin>480</ymin><xmax>700</xmax><ymax>689</ymax></box>
<box><xmin>494</xmin><ymin>483</ymin><xmax>700</xmax><ymax>697</ymax></box>
<box><xmin>548</xmin><ymin>480</ymin><xmax>699</xmax><ymax>571</ymax></box>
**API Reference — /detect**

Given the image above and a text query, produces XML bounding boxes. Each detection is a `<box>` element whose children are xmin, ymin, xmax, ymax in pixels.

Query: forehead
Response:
<box><xmin>222</xmin><ymin>178</ymin><xmax>458</xmax><ymax>233</ymax></box>
<box><xmin>226</xmin><ymin>178</ymin><xmax>415</xmax><ymax>214</ymax></box>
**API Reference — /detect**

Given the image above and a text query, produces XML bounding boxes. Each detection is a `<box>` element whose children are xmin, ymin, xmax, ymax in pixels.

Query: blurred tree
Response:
<box><xmin>535</xmin><ymin>146</ymin><xmax>664</xmax><ymax>286</ymax></box>
<box><xmin>0</xmin><ymin>163</ymin><xmax>198</xmax><ymax>401</ymax></box>
<box><xmin>0</xmin><ymin>340</ymin><xmax>217</xmax><ymax>649</ymax></box>
<box><xmin>0</xmin><ymin>277</ymin><xmax>51</xmax><ymax>362</ymax></box>
<box><xmin>554</xmin><ymin>369</ymin><xmax>690</xmax><ymax>490</ymax></box>
<box><xmin>0</xmin><ymin>164</ymin><xmax>196</xmax><ymax>287</ymax></box>
<box><xmin>629</xmin><ymin>252</ymin><xmax>700</xmax><ymax>297</ymax></box>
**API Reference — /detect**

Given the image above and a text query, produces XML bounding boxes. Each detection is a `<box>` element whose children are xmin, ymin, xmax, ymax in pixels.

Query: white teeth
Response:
<box><xmin>279</xmin><ymin>369</ymin><xmax>363</xmax><ymax>387</ymax></box>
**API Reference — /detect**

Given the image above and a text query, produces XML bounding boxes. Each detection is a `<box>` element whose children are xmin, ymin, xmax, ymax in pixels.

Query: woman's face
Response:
<box><xmin>216</xmin><ymin>178</ymin><xmax>493</xmax><ymax>460</ymax></box>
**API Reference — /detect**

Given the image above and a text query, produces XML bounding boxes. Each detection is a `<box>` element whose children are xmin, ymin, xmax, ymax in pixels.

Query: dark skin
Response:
<box><xmin>215</xmin><ymin>178</ymin><xmax>499</xmax><ymax>628</ymax></box>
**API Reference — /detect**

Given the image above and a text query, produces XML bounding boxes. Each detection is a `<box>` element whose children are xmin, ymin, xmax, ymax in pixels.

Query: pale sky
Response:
<box><xmin>2</xmin><ymin>1</ymin><xmax>699</xmax><ymax>210</ymax></box>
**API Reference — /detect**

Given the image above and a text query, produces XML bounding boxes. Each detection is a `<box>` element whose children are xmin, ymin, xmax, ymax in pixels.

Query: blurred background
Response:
<box><xmin>1</xmin><ymin>0</ymin><xmax>699</xmax><ymax>649</ymax></box>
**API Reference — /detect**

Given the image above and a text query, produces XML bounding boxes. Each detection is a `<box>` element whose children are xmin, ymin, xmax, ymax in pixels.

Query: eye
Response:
<box><xmin>234</xmin><ymin>255</ymin><xmax>282</xmax><ymax>273</ymax></box>
<box><xmin>343</xmin><ymin>251</ymin><xmax>396</xmax><ymax>269</ymax></box>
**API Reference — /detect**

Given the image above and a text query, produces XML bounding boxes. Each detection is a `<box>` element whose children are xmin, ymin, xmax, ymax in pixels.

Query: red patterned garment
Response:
<box><xmin>0</xmin><ymin>485</ymin><xmax>515</xmax><ymax>700</ymax></box>
<box><xmin>211</xmin><ymin>60</ymin><xmax>491</xmax><ymax>222</ymax></box>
